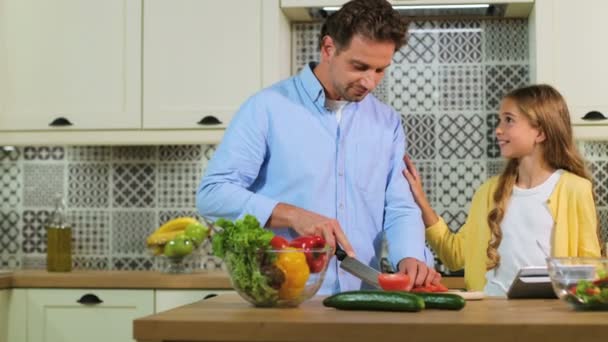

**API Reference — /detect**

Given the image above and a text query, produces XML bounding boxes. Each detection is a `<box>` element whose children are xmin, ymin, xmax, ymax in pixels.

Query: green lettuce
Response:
<box><xmin>212</xmin><ymin>215</ymin><xmax>278</xmax><ymax>305</ymax></box>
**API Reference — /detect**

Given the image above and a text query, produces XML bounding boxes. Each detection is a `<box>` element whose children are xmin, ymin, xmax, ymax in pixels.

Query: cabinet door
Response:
<box><xmin>27</xmin><ymin>289</ymin><xmax>153</xmax><ymax>342</ymax></box>
<box><xmin>0</xmin><ymin>290</ymin><xmax>7</xmax><ymax>342</ymax></box>
<box><xmin>0</xmin><ymin>0</ymin><xmax>141</xmax><ymax>131</ymax></box>
<box><xmin>155</xmin><ymin>289</ymin><xmax>234</xmax><ymax>312</ymax></box>
<box><xmin>538</xmin><ymin>0</ymin><xmax>608</xmax><ymax>126</ymax></box>
<box><xmin>143</xmin><ymin>0</ymin><xmax>263</xmax><ymax>129</ymax></box>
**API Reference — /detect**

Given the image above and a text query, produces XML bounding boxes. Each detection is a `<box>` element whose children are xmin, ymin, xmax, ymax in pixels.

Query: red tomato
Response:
<box><xmin>434</xmin><ymin>283</ymin><xmax>449</xmax><ymax>292</ymax></box>
<box><xmin>410</xmin><ymin>283</ymin><xmax>449</xmax><ymax>293</ymax></box>
<box><xmin>378</xmin><ymin>273</ymin><xmax>410</xmax><ymax>291</ymax></box>
<box><xmin>270</xmin><ymin>236</ymin><xmax>289</xmax><ymax>249</ymax></box>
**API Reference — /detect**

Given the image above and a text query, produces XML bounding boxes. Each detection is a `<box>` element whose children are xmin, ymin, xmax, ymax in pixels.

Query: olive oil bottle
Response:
<box><xmin>46</xmin><ymin>195</ymin><xmax>72</xmax><ymax>272</ymax></box>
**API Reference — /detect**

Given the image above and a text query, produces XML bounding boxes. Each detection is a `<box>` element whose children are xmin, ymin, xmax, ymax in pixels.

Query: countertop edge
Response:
<box><xmin>0</xmin><ymin>271</ymin><xmax>465</xmax><ymax>290</ymax></box>
<box><xmin>0</xmin><ymin>270</ymin><xmax>233</xmax><ymax>290</ymax></box>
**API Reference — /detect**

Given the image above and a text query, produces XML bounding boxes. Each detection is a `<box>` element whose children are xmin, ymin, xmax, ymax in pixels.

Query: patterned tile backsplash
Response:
<box><xmin>1</xmin><ymin>19</ymin><xmax>607</xmax><ymax>271</ymax></box>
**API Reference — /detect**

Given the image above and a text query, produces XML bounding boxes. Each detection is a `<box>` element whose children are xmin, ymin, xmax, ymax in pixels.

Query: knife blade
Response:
<box><xmin>335</xmin><ymin>245</ymin><xmax>381</xmax><ymax>289</ymax></box>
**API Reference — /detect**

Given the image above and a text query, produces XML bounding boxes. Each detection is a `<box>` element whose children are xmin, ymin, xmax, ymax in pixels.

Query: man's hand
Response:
<box><xmin>397</xmin><ymin>257</ymin><xmax>441</xmax><ymax>291</ymax></box>
<box><xmin>267</xmin><ymin>203</ymin><xmax>356</xmax><ymax>257</ymax></box>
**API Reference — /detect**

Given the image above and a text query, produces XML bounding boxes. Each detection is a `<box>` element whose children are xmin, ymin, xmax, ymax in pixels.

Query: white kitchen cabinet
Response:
<box><xmin>25</xmin><ymin>289</ymin><xmax>153</xmax><ymax>342</ymax></box>
<box><xmin>0</xmin><ymin>0</ymin><xmax>142</xmax><ymax>131</ymax></box>
<box><xmin>143</xmin><ymin>0</ymin><xmax>290</xmax><ymax>130</ymax></box>
<box><xmin>0</xmin><ymin>290</ymin><xmax>7</xmax><ymax>342</ymax></box>
<box><xmin>530</xmin><ymin>0</ymin><xmax>608</xmax><ymax>139</ymax></box>
<box><xmin>155</xmin><ymin>289</ymin><xmax>234</xmax><ymax>312</ymax></box>
<box><xmin>0</xmin><ymin>0</ymin><xmax>290</xmax><ymax>145</ymax></box>
<box><xmin>8</xmin><ymin>289</ymin><xmax>31</xmax><ymax>342</ymax></box>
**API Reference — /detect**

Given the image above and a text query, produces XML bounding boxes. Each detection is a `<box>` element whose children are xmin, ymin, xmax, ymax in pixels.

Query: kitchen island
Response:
<box><xmin>134</xmin><ymin>292</ymin><xmax>607</xmax><ymax>342</ymax></box>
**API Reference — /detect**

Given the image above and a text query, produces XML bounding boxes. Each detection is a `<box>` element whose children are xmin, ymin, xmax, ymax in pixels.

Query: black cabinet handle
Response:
<box><xmin>581</xmin><ymin>111</ymin><xmax>607</xmax><ymax>121</ymax></box>
<box><xmin>49</xmin><ymin>117</ymin><xmax>73</xmax><ymax>127</ymax></box>
<box><xmin>77</xmin><ymin>293</ymin><xmax>103</xmax><ymax>305</ymax></box>
<box><xmin>197</xmin><ymin>115</ymin><xmax>222</xmax><ymax>126</ymax></box>
<box><xmin>203</xmin><ymin>293</ymin><xmax>217</xmax><ymax>300</ymax></box>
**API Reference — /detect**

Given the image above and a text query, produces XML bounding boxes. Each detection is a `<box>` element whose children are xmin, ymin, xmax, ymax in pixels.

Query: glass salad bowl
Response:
<box><xmin>148</xmin><ymin>235</ymin><xmax>204</xmax><ymax>274</ymax></box>
<box><xmin>224</xmin><ymin>246</ymin><xmax>332</xmax><ymax>308</ymax></box>
<box><xmin>546</xmin><ymin>257</ymin><xmax>608</xmax><ymax>311</ymax></box>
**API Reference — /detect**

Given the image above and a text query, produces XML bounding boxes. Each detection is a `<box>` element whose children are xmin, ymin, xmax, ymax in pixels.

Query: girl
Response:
<box><xmin>403</xmin><ymin>84</ymin><xmax>602</xmax><ymax>296</ymax></box>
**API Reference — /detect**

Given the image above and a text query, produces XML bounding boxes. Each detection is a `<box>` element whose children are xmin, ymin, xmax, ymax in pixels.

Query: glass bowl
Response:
<box><xmin>148</xmin><ymin>242</ymin><xmax>202</xmax><ymax>274</ymax></box>
<box><xmin>224</xmin><ymin>246</ymin><xmax>332</xmax><ymax>308</ymax></box>
<box><xmin>546</xmin><ymin>257</ymin><xmax>608</xmax><ymax>310</ymax></box>
<box><xmin>153</xmin><ymin>253</ymin><xmax>197</xmax><ymax>274</ymax></box>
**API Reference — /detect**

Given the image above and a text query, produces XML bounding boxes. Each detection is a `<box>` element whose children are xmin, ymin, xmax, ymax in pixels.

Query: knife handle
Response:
<box><xmin>380</xmin><ymin>257</ymin><xmax>395</xmax><ymax>274</ymax></box>
<box><xmin>335</xmin><ymin>244</ymin><xmax>347</xmax><ymax>261</ymax></box>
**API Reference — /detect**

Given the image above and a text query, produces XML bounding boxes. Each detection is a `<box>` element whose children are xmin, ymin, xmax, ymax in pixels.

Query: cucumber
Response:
<box><xmin>414</xmin><ymin>293</ymin><xmax>466</xmax><ymax>310</ymax></box>
<box><xmin>323</xmin><ymin>290</ymin><xmax>424</xmax><ymax>312</ymax></box>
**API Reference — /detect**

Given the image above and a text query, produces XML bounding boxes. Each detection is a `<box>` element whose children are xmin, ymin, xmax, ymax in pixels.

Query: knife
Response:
<box><xmin>335</xmin><ymin>244</ymin><xmax>381</xmax><ymax>289</ymax></box>
<box><xmin>379</xmin><ymin>233</ymin><xmax>395</xmax><ymax>274</ymax></box>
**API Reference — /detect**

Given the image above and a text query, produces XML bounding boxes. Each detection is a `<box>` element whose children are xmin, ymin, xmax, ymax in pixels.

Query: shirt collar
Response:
<box><xmin>299</xmin><ymin>62</ymin><xmax>325</xmax><ymax>105</ymax></box>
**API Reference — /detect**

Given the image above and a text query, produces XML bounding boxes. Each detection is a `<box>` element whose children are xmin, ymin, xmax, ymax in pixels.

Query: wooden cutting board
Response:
<box><xmin>447</xmin><ymin>290</ymin><xmax>485</xmax><ymax>300</ymax></box>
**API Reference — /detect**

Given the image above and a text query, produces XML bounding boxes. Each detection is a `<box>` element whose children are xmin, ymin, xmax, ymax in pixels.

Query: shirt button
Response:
<box><xmin>338</xmin><ymin>171</ymin><xmax>344</xmax><ymax>177</ymax></box>
<box><xmin>339</xmin><ymin>203</ymin><xmax>344</xmax><ymax>209</ymax></box>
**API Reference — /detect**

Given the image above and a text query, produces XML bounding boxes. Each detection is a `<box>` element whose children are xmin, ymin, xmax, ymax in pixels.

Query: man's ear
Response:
<box><xmin>320</xmin><ymin>35</ymin><xmax>337</xmax><ymax>61</ymax></box>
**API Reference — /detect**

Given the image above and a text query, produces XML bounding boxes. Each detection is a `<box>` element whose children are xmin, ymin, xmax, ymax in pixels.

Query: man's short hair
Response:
<box><xmin>319</xmin><ymin>0</ymin><xmax>408</xmax><ymax>52</ymax></box>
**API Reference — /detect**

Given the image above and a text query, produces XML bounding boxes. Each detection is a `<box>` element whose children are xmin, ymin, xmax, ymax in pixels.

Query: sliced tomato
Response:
<box><xmin>592</xmin><ymin>277</ymin><xmax>608</xmax><ymax>287</ymax></box>
<box><xmin>434</xmin><ymin>283</ymin><xmax>449</xmax><ymax>292</ymax></box>
<box><xmin>378</xmin><ymin>273</ymin><xmax>410</xmax><ymax>291</ymax></box>
<box><xmin>410</xmin><ymin>282</ymin><xmax>449</xmax><ymax>293</ymax></box>
<box><xmin>585</xmin><ymin>287</ymin><xmax>601</xmax><ymax>296</ymax></box>
<box><xmin>270</xmin><ymin>235</ymin><xmax>289</xmax><ymax>249</ymax></box>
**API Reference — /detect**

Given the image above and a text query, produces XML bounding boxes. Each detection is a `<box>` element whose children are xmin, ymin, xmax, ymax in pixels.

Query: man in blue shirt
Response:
<box><xmin>197</xmin><ymin>0</ymin><xmax>440</xmax><ymax>294</ymax></box>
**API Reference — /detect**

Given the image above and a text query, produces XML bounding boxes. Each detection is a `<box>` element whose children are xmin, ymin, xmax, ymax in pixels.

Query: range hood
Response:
<box><xmin>281</xmin><ymin>0</ymin><xmax>534</xmax><ymax>21</ymax></box>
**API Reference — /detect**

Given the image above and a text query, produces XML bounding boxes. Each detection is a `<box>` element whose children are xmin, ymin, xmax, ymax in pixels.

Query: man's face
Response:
<box><xmin>323</xmin><ymin>34</ymin><xmax>395</xmax><ymax>101</ymax></box>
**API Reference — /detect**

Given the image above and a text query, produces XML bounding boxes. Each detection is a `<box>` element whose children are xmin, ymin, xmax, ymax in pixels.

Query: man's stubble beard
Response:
<box><xmin>334</xmin><ymin>80</ymin><xmax>368</xmax><ymax>102</ymax></box>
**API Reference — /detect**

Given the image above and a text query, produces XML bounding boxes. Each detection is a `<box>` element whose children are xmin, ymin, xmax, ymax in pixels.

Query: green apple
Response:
<box><xmin>184</xmin><ymin>222</ymin><xmax>210</xmax><ymax>247</ymax></box>
<box><xmin>163</xmin><ymin>239</ymin><xmax>180</xmax><ymax>257</ymax></box>
<box><xmin>170</xmin><ymin>234</ymin><xmax>194</xmax><ymax>257</ymax></box>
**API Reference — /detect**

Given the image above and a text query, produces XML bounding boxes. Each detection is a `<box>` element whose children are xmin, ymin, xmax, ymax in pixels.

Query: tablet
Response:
<box><xmin>506</xmin><ymin>266</ymin><xmax>557</xmax><ymax>299</ymax></box>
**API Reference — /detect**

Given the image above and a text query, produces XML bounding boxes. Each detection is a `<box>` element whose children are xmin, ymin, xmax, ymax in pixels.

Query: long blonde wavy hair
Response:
<box><xmin>486</xmin><ymin>84</ymin><xmax>592</xmax><ymax>270</ymax></box>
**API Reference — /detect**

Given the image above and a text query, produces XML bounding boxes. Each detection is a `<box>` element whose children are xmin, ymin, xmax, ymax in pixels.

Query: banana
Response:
<box><xmin>146</xmin><ymin>217</ymin><xmax>200</xmax><ymax>246</ymax></box>
<box><xmin>156</xmin><ymin>217</ymin><xmax>199</xmax><ymax>234</ymax></box>
<box><xmin>146</xmin><ymin>230</ymin><xmax>183</xmax><ymax>246</ymax></box>
<box><xmin>148</xmin><ymin>244</ymin><xmax>164</xmax><ymax>256</ymax></box>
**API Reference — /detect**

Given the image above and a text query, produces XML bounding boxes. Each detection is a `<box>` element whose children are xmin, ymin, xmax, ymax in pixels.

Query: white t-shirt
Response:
<box><xmin>325</xmin><ymin>99</ymin><xmax>349</xmax><ymax>123</ymax></box>
<box><xmin>484</xmin><ymin>169</ymin><xmax>564</xmax><ymax>296</ymax></box>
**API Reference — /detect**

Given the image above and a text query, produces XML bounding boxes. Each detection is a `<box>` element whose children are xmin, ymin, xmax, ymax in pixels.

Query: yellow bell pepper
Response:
<box><xmin>274</xmin><ymin>247</ymin><xmax>310</xmax><ymax>300</ymax></box>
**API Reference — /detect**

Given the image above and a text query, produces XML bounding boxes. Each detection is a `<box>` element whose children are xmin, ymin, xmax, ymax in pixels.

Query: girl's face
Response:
<box><xmin>495</xmin><ymin>98</ymin><xmax>544</xmax><ymax>159</ymax></box>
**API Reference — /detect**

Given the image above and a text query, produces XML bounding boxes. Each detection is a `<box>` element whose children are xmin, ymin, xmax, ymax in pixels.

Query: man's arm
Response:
<box><xmin>196</xmin><ymin>93</ymin><xmax>355</xmax><ymax>256</ymax></box>
<box><xmin>384</xmin><ymin>114</ymin><xmax>440</xmax><ymax>288</ymax></box>
<box><xmin>196</xmin><ymin>95</ymin><xmax>278</xmax><ymax>225</ymax></box>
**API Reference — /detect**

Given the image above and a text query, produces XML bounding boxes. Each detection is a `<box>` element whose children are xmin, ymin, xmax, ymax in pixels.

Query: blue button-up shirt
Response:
<box><xmin>197</xmin><ymin>63</ymin><xmax>426</xmax><ymax>294</ymax></box>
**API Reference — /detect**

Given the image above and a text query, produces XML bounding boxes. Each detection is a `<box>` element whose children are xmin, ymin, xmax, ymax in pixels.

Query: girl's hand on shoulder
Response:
<box><xmin>403</xmin><ymin>155</ymin><xmax>440</xmax><ymax>228</ymax></box>
<box><xmin>402</xmin><ymin>155</ymin><xmax>428</xmax><ymax>206</ymax></box>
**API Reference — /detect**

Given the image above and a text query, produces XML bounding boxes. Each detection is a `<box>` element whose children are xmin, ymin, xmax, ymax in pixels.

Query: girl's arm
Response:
<box><xmin>577</xmin><ymin>180</ymin><xmax>602</xmax><ymax>257</ymax></box>
<box><xmin>402</xmin><ymin>155</ymin><xmax>467</xmax><ymax>270</ymax></box>
<box><xmin>402</xmin><ymin>155</ymin><xmax>439</xmax><ymax>227</ymax></box>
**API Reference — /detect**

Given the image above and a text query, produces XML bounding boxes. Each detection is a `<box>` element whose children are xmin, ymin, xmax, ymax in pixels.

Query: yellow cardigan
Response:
<box><xmin>426</xmin><ymin>171</ymin><xmax>601</xmax><ymax>291</ymax></box>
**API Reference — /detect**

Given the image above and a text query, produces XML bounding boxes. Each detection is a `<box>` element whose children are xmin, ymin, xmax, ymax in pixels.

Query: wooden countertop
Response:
<box><xmin>0</xmin><ymin>272</ymin><xmax>11</xmax><ymax>289</ymax></box>
<box><xmin>0</xmin><ymin>270</ymin><xmax>232</xmax><ymax>289</ymax></box>
<box><xmin>134</xmin><ymin>293</ymin><xmax>607</xmax><ymax>342</ymax></box>
<box><xmin>0</xmin><ymin>271</ymin><xmax>463</xmax><ymax>291</ymax></box>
